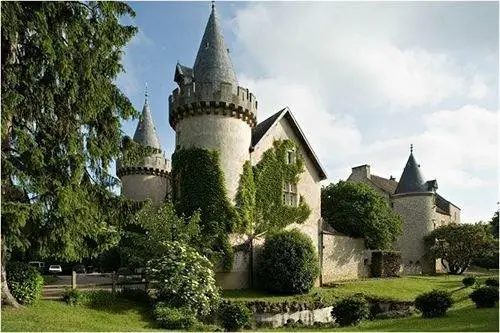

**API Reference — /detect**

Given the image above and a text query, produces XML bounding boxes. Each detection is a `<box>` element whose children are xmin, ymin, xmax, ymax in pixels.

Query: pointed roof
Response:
<box><xmin>252</xmin><ymin>107</ymin><xmax>327</xmax><ymax>180</ymax></box>
<box><xmin>193</xmin><ymin>5</ymin><xmax>238</xmax><ymax>87</ymax></box>
<box><xmin>394</xmin><ymin>148</ymin><xmax>427</xmax><ymax>194</ymax></box>
<box><xmin>133</xmin><ymin>98</ymin><xmax>161</xmax><ymax>150</ymax></box>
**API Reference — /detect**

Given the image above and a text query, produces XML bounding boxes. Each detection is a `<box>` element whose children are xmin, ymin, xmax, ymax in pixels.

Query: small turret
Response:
<box><xmin>118</xmin><ymin>87</ymin><xmax>170</xmax><ymax>205</ymax></box>
<box><xmin>395</xmin><ymin>145</ymin><xmax>427</xmax><ymax>194</ymax></box>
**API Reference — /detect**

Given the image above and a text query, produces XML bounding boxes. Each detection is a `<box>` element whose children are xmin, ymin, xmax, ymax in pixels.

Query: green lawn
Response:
<box><xmin>2</xmin><ymin>272</ymin><xmax>498</xmax><ymax>332</ymax></box>
<box><xmin>1</xmin><ymin>299</ymin><xmax>162</xmax><ymax>332</ymax></box>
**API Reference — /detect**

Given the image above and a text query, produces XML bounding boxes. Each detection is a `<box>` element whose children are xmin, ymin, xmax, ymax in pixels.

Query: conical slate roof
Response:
<box><xmin>133</xmin><ymin>100</ymin><xmax>161</xmax><ymax>150</ymax></box>
<box><xmin>193</xmin><ymin>5</ymin><xmax>238</xmax><ymax>87</ymax></box>
<box><xmin>394</xmin><ymin>150</ymin><xmax>427</xmax><ymax>194</ymax></box>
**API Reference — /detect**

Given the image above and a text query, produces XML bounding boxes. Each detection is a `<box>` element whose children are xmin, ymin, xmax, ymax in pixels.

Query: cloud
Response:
<box><xmin>468</xmin><ymin>75</ymin><xmax>489</xmax><ymax>100</ymax></box>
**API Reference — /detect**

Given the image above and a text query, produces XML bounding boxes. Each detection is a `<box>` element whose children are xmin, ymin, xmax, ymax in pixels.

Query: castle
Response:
<box><xmin>117</xmin><ymin>5</ymin><xmax>460</xmax><ymax>287</ymax></box>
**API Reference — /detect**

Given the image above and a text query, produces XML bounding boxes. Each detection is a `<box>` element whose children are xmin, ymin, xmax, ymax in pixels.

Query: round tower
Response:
<box><xmin>168</xmin><ymin>5</ymin><xmax>257</xmax><ymax>201</ymax></box>
<box><xmin>392</xmin><ymin>145</ymin><xmax>437</xmax><ymax>274</ymax></box>
<box><xmin>118</xmin><ymin>92</ymin><xmax>170</xmax><ymax>205</ymax></box>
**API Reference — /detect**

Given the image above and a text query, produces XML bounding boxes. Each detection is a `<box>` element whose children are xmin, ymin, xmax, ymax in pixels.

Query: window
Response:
<box><xmin>283</xmin><ymin>182</ymin><xmax>298</xmax><ymax>206</ymax></box>
<box><xmin>286</xmin><ymin>150</ymin><xmax>296</xmax><ymax>165</ymax></box>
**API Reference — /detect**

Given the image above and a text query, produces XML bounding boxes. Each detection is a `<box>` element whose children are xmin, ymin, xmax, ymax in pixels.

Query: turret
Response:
<box><xmin>169</xmin><ymin>4</ymin><xmax>257</xmax><ymax>200</ymax></box>
<box><xmin>117</xmin><ymin>89</ymin><xmax>170</xmax><ymax>205</ymax></box>
<box><xmin>392</xmin><ymin>145</ymin><xmax>437</xmax><ymax>274</ymax></box>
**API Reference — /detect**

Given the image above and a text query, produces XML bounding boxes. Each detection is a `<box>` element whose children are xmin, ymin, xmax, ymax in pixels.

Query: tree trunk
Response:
<box><xmin>1</xmin><ymin>235</ymin><xmax>23</xmax><ymax>308</ymax></box>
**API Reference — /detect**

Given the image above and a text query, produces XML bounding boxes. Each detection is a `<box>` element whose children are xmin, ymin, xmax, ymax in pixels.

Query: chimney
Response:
<box><xmin>351</xmin><ymin>164</ymin><xmax>371</xmax><ymax>180</ymax></box>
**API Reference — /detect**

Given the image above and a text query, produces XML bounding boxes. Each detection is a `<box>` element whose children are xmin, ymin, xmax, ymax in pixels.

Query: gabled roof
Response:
<box><xmin>370</xmin><ymin>174</ymin><xmax>398</xmax><ymax>194</ymax></box>
<box><xmin>174</xmin><ymin>63</ymin><xmax>193</xmax><ymax>83</ymax></box>
<box><xmin>394</xmin><ymin>152</ymin><xmax>427</xmax><ymax>194</ymax></box>
<box><xmin>251</xmin><ymin>107</ymin><xmax>327</xmax><ymax>180</ymax></box>
<box><xmin>133</xmin><ymin>100</ymin><xmax>161</xmax><ymax>150</ymax></box>
<box><xmin>193</xmin><ymin>5</ymin><xmax>237</xmax><ymax>87</ymax></box>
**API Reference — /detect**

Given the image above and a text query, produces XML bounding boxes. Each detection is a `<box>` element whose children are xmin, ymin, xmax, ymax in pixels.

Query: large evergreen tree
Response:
<box><xmin>1</xmin><ymin>1</ymin><xmax>141</xmax><ymax>307</ymax></box>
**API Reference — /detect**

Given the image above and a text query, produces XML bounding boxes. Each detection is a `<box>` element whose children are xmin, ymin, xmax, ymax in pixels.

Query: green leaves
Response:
<box><xmin>321</xmin><ymin>181</ymin><xmax>403</xmax><ymax>250</ymax></box>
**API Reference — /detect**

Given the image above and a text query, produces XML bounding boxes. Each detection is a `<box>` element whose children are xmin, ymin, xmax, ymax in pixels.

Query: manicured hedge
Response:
<box><xmin>7</xmin><ymin>262</ymin><xmax>44</xmax><ymax>305</ymax></box>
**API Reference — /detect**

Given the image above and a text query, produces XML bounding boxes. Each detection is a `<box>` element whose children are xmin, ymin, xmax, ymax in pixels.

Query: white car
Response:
<box><xmin>48</xmin><ymin>265</ymin><xmax>62</xmax><ymax>274</ymax></box>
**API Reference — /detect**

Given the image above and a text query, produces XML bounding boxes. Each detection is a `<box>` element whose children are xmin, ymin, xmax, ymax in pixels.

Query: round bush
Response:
<box><xmin>469</xmin><ymin>286</ymin><xmax>499</xmax><ymax>308</ymax></box>
<box><xmin>414</xmin><ymin>290</ymin><xmax>453</xmax><ymax>318</ymax></box>
<box><xmin>146</xmin><ymin>241</ymin><xmax>220</xmax><ymax>316</ymax></box>
<box><xmin>258</xmin><ymin>229</ymin><xmax>320</xmax><ymax>294</ymax></box>
<box><xmin>330</xmin><ymin>295</ymin><xmax>370</xmax><ymax>327</ymax></box>
<box><xmin>153</xmin><ymin>303</ymin><xmax>198</xmax><ymax>329</ymax></box>
<box><xmin>462</xmin><ymin>276</ymin><xmax>476</xmax><ymax>287</ymax></box>
<box><xmin>7</xmin><ymin>262</ymin><xmax>44</xmax><ymax>305</ymax></box>
<box><xmin>62</xmin><ymin>287</ymin><xmax>85</xmax><ymax>306</ymax></box>
<box><xmin>218</xmin><ymin>302</ymin><xmax>253</xmax><ymax>331</ymax></box>
<box><xmin>485</xmin><ymin>278</ymin><xmax>499</xmax><ymax>287</ymax></box>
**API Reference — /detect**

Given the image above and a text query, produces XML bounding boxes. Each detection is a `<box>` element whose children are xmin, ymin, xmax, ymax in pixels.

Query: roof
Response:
<box><xmin>174</xmin><ymin>63</ymin><xmax>193</xmax><ymax>82</ymax></box>
<box><xmin>435</xmin><ymin>193</ymin><xmax>451</xmax><ymax>215</ymax></box>
<box><xmin>251</xmin><ymin>107</ymin><xmax>328</xmax><ymax>180</ymax></box>
<box><xmin>193</xmin><ymin>6</ymin><xmax>237</xmax><ymax>87</ymax></box>
<box><xmin>133</xmin><ymin>100</ymin><xmax>161</xmax><ymax>150</ymax></box>
<box><xmin>370</xmin><ymin>174</ymin><xmax>398</xmax><ymax>194</ymax></box>
<box><xmin>394</xmin><ymin>152</ymin><xmax>427</xmax><ymax>194</ymax></box>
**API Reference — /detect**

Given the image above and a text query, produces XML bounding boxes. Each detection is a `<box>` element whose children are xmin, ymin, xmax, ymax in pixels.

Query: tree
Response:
<box><xmin>490</xmin><ymin>211</ymin><xmax>499</xmax><ymax>238</ymax></box>
<box><xmin>321</xmin><ymin>181</ymin><xmax>403</xmax><ymax>250</ymax></box>
<box><xmin>1</xmin><ymin>2</ymin><xmax>141</xmax><ymax>306</ymax></box>
<box><xmin>424</xmin><ymin>223</ymin><xmax>497</xmax><ymax>275</ymax></box>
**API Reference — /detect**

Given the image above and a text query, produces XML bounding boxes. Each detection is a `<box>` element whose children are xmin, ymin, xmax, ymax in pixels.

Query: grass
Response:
<box><xmin>1</xmin><ymin>299</ymin><xmax>161</xmax><ymax>332</ymax></box>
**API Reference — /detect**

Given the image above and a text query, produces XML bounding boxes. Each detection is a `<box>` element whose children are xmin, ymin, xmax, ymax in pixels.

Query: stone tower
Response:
<box><xmin>392</xmin><ymin>145</ymin><xmax>438</xmax><ymax>274</ymax></box>
<box><xmin>168</xmin><ymin>4</ymin><xmax>258</xmax><ymax>201</ymax></box>
<box><xmin>118</xmin><ymin>92</ymin><xmax>171</xmax><ymax>205</ymax></box>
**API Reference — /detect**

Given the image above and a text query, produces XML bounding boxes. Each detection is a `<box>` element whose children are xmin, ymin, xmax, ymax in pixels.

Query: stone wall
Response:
<box><xmin>321</xmin><ymin>232</ymin><xmax>370</xmax><ymax>283</ymax></box>
<box><xmin>393</xmin><ymin>192</ymin><xmax>435</xmax><ymax>274</ymax></box>
<box><xmin>120</xmin><ymin>174</ymin><xmax>169</xmax><ymax>206</ymax></box>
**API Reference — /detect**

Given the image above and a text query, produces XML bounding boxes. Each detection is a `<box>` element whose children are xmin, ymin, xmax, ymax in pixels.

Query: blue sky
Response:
<box><xmin>116</xmin><ymin>1</ymin><xmax>499</xmax><ymax>223</ymax></box>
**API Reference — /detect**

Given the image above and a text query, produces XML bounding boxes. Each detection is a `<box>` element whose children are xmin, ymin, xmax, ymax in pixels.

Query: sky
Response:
<box><xmin>116</xmin><ymin>1</ymin><xmax>499</xmax><ymax>224</ymax></box>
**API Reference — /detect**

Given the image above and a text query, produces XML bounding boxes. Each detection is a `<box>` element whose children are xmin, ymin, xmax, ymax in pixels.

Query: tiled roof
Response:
<box><xmin>133</xmin><ymin>101</ymin><xmax>161</xmax><ymax>150</ymax></box>
<box><xmin>370</xmin><ymin>175</ymin><xmax>398</xmax><ymax>194</ymax></box>
<box><xmin>394</xmin><ymin>152</ymin><xmax>427</xmax><ymax>194</ymax></box>
<box><xmin>193</xmin><ymin>6</ymin><xmax>237</xmax><ymax>87</ymax></box>
<box><xmin>251</xmin><ymin>110</ymin><xmax>283</xmax><ymax>147</ymax></box>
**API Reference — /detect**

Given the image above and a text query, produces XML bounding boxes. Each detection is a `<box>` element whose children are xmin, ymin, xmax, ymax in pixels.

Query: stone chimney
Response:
<box><xmin>351</xmin><ymin>164</ymin><xmax>371</xmax><ymax>180</ymax></box>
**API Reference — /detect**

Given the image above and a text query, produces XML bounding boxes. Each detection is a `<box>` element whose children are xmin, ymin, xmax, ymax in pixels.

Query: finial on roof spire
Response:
<box><xmin>145</xmin><ymin>82</ymin><xmax>149</xmax><ymax>104</ymax></box>
<box><xmin>211</xmin><ymin>1</ymin><xmax>215</xmax><ymax>10</ymax></box>
<box><xmin>410</xmin><ymin>144</ymin><xmax>413</xmax><ymax>154</ymax></box>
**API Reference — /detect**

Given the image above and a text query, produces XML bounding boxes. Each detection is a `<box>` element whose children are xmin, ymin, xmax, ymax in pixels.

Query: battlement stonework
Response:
<box><xmin>116</xmin><ymin>155</ymin><xmax>171</xmax><ymax>178</ymax></box>
<box><xmin>169</xmin><ymin>82</ymin><xmax>258</xmax><ymax>129</ymax></box>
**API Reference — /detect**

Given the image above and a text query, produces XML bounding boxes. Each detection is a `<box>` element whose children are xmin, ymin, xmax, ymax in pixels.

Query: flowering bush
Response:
<box><xmin>7</xmin><ymin>262</ymin><xmax>44</xmax><ymax>305</ymax></box>
<box><xmin>146</xmin><ymin>241</ymin><xmax>220</xmax><ymax>316</ymax></box>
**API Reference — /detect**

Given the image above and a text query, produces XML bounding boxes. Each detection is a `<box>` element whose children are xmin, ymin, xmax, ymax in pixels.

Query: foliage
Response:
<box><xmin>253</xmin><ymin>140</ymin><xmax>311</xmax><ymax>233</ymax></box>
<box><xmin>62</xmin><ymin>288</ymin><xmax>84</xmax><ymax>306</ymax></box>
<box><xmin>119</xmin><ymin>201</ymin><xmax>201</xmax><ymax>270</ymax></box>
<box><xmin>218</xmin><ymin>301</ymin><xmax>254</xmax><ymax>331</ymax></box>
<box><xmin>473</xmin><ymin>250</ymin><xmax>499</xmax><ymax>269</ymax></box>
<box><xmin>469</xmin><ymin>286</ymin><xmax>499</xmax><ymax>308</ymax></box>
<box><xmin>171</xmin><ymin>148</ymin><xmax>236</xmax><ymax>269</ymax></box>
<box><xmin>85</xmin><ymin>290</ymin><xmax>119</xmax><ymax>309</ymax></box>
<box><xmin>370</xmin><ymin>251</ymin><xmax>401</xmax><ymax>277</ymax></box>
<box><xmin>414</xmin><ymin>290</ymin><xmax>453</xmax><ymax>318</ymax></box>
<box><xmin>6</xmin><ymin>262</ymin><xmax>43</xmax><ymax>305</ymax></box>
<box><xmin>485</xmin><ymin>278</ymin><xmax>499</xmax><ymax>287</ymax></box>
<box><xmin>424</xmin><ymin>223</ymin><xmax>497</xmax><ymax>274</ymax></box>
<box><xmin>258</xmin><ymin>229</ymin><xmax>320</xmax><ymax>294</ymax></box>
<box><xmin>374</xmin><ymin>309</ymin><xmax>415</xmax><ymax>320</ymax></box>
<box><xmin>153</xmin><ymin>303</ymin><xmax>198</xmax><ymax>330</ymax></box>
<box><xmin>118</xmin><ymin>288</ymin><xmax>151</xmax><ymax>305</ymax></box>
<box><xmin>490</xmin><ymin>211</ymin><xmax>499</xmax><ymax>238</ymax></box>
<box><xmin>235</xmin><ymin>161</ymin><xmax>256</xmax><ymax>234</ymax></box>
<box><xmin>321</xmin><ymin>181</ymin><xmax>403</xmax><ymax>250</ymax></box>
<box><xmin>330</xmin><ymin>295</ymin><xmax>370</xmax><ymax>327</ymax></box>
<box><xmin>462</xmin><ymin>276</ymin><xmax>476</xmax><ymax>287</ymax></box>
<box><xmin>145</xmin><ymin>241</ymin><xmax>220</xmax><ymax>316</ymax></box>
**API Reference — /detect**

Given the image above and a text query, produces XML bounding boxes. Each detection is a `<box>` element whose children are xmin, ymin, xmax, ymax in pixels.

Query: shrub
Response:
<box><xmin>330</xmin><ymin>295</ymin><xmax>370</xmax><ymax>327</ymax></box>
<box><xmin>153</xmin><ymin>302</ymin><xmax>198</xmax><ymax>330</ymax></box>
<box><xmin>485</xmin><ymin>278</ymin><xmax>499</xmax><ymax>287</ymax></box>
<box><xmin>257</xmin><ymin>229</ymin><xmax>320</xmax><ymax>294</ymax></box>
<box><xmin>414</xmin><ymin>290</ymin><xmax>452</xmax><ymax>318</ymax></box>
<box><xmin>218</xmin><ymin>302</ymin><xmax>253</xmax><ymax>331</ymax></box>
<box><xmin>462</xmin><ymin>276</ymin><xmax>477</xmax><ymax>287</ymax></box>
<box><xmin>146</xmin><ymin>241</ymin><xmax>220</xmax><ymax>316</ymax></box>
<box><xmin>119</xmin><ymin>287</ymin><xmax>151</xmax><ymax>304</ymax></box>
<box><xmin>6</xmin><ymin>261</ymin><xmax>44</xmax><ymax>305</ymax></box>
<box><xmin>469</xmin><ymin>286</ymin><xmax>499</xmax><ymax>308</ymax></box>
<box><xmin>374</xmin><ymin>309</ymin><xmax>415</xmax><ymax>320</ymax></box>
<box><xmin>62</xmin><ymin>288</ymin><xmax>85</xmax><ymax>306</ymax></box>
<box><xmin>85</xmin><ymin>290</ymin><xmax>118</xmax><ymax>308</ymax></box>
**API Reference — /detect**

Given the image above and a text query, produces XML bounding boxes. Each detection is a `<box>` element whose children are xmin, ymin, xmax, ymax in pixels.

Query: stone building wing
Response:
<box><xmin>251</xmin><ymin>107</ymin><xmax>328</xmax><ymax>180</ymax></box>
<box><xmin>193</xmin><ymin>5</ymin><xmax>237</xmax><ymax>87</ymax></box>
<box><xmin>133</xmin><ymin>100</ymin><xmax>162</xmax><ymax>150</ymax></box>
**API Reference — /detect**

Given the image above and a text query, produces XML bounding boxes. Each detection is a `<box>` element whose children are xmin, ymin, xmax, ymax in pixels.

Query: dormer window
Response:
<box><xmin>286</xmin><ymin>150</ymin><xmax>296</xmax><ymax>165</ymax></box>
<box><xmin>283</xmin><ymin>182</ymin><xmax>298</xmax><ymax>206</ymax></box>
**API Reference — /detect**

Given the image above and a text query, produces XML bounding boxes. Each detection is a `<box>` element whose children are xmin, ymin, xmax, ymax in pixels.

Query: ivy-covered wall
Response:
<box><xmin>171</xmin><ymin>148</ymin><xmax>236</xmax><ymax>269</ymax></box>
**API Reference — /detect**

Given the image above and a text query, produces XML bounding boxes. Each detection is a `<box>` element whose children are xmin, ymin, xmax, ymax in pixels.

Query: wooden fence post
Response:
<box><xmin>112</xmin><ymin>271</ymin><xmax>116</xmax><ymax>293</ymax></box>
<box><xmin>71</xmin><ymin>271</ymin><xmax>76</xmax><ymax>289</ymax></box>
